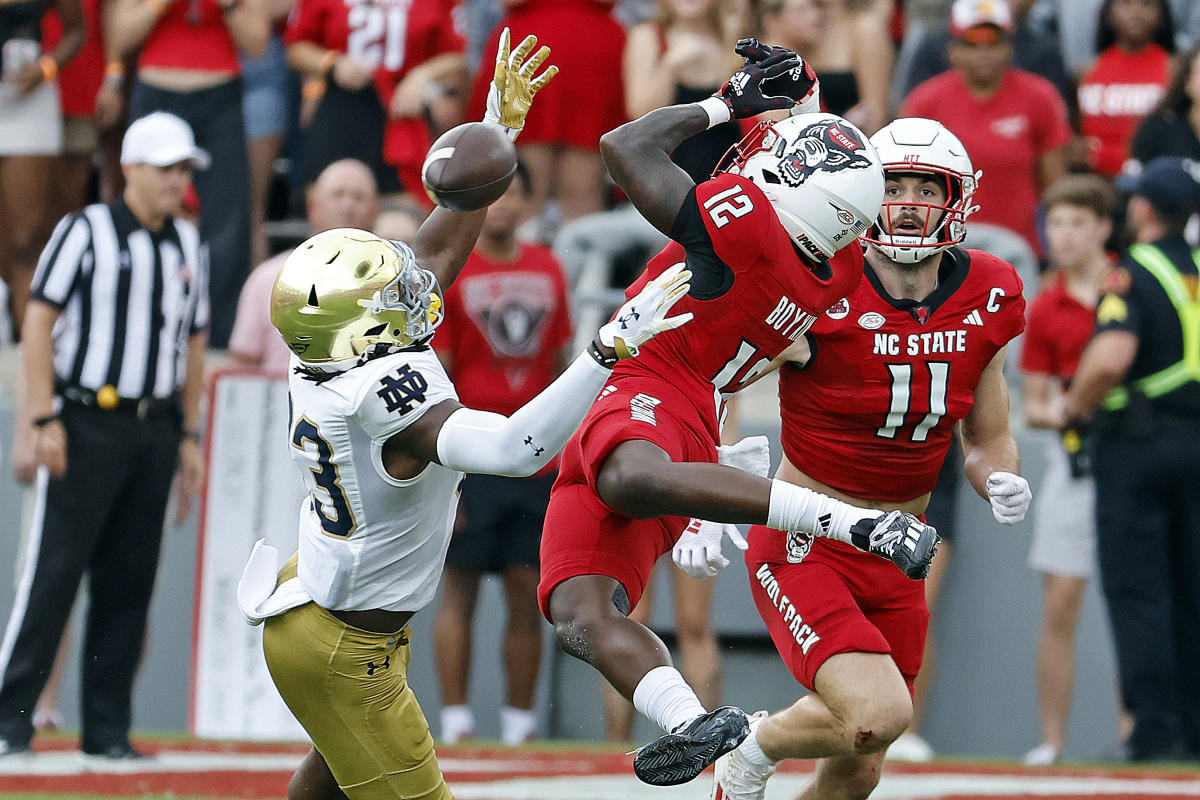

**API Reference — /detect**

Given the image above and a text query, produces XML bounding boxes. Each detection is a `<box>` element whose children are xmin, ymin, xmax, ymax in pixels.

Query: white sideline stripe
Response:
<box><xmin>0</xmin><ymin>468</ymin><xmax>49</xmax><ymax>681</ymax></box>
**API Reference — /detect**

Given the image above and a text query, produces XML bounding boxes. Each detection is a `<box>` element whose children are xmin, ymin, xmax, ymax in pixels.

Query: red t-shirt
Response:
<box><xmin>42</xmin><ymin>0</ymin><xmax>102</xmax><ymax>117</ymax></box>
<box><xmin>617</xmin><ymin>173</ymin><xmax>865</xmax><ymax>443</ymax></box>
<box><xmin>138</xmin><ymin>0</ymin><xmax>240</xmax><ymax>72</ymax></box>
<box><xmin>1077</xmin><ymin>44</ymin><xmax>1170</xmax><ymax>177</ymax></box>
<box><xmin>434</xmin><ymin>242</ymin><xmax>573</xmax><ymax>416</ymax></box>
<box><xmin>902</xmin><ymin>68</ymin><xmax>1072</xmax><ymax>257</ymax></box>
<box><xmin>1019</xmin><ymin>271</ymin><xmax>1098</xmax><ymax>381</ymax></box>
<box><xmin>777</xmin><ymin>248</ymin><xmax>1025</xmax><ymax>504</ymax></box>
<box><xmin>285</xmin><ymin>0</ymin><xmax>463</xmax><ymax>191</ymax></box>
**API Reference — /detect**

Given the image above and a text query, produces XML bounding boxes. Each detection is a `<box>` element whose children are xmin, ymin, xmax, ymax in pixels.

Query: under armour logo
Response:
<box><xmin>619</xmin><ymin>308</ymin><xmax>640</xmax><ymax>327</ymax></box>
<box><xmin>523</xmin><ymin>435</ymin><xmax>545</xmax><ymax>457</ymax></box>
<box><xmin>366</xmin><ymin>655</ymin><xmax>391</xmax><ymax>676</ymax></box>
<box><xmin>376</xmin><ymin>365</ymin><xmax>429</xmax><ymax>414</ymax></box>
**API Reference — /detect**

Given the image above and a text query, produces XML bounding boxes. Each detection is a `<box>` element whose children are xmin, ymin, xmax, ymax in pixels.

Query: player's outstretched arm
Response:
<box><xmin>413</xmin><ymin>28</ymin><xmax>557</xmax><ymax>289</ymax></box>
<box><xmin>389</xmin><ymin>265</ymin><xmax>693</xmax><ymax>477</ymax></box>
<box><xmin>601</xmin><ymin>45</ymin><xmax>801</xmax><ymax>235</ymax></box>
<box><xmin>960</xmin><ymin>347</ymin><xmax>1030</xmax><ymax>524</ymax></box>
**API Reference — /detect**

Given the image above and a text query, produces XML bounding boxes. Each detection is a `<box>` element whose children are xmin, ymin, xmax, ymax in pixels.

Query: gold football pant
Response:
<box><xmin>262</xmin><ymin>558</ymin><xmax>452</xmax><ymax>799</ymax></box>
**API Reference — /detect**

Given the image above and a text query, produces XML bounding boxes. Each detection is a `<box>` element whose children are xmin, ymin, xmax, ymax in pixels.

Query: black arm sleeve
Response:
<box><xmin>668</xmin><ymin>187</ymin><xmax>734</xmax><ymax>300</ymax></box>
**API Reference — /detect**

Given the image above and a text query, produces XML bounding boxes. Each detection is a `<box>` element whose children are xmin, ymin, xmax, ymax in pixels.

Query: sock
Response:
<box><xmin>766</xmin><ymin>479</ymin><xmax>882</xmax><ymax>544</ymax></box>
<box><xmin>632</xmin><ymin>666</ymin><xmax>707</xmax><ymax>734</ymax></box>
<box><xmin>440</xmin><ymin>704</ymin><xmax>475</xmax><ymax>744</ymax></box>
<box><xmin>738</xmin><ymin>719</ymin><xmax>775</xmax><ymax>768</ymax></box>
<box><xmin>499</xmin><ymin>705</ymin><xmax>537</xmax><ymax>746</ymax></box>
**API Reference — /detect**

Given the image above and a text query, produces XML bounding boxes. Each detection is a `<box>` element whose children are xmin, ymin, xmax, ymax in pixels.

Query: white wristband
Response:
<box><xmin>766</xmin><ymin>478</ymin><xmax>878</xmax><ymax>544</ymax></box>
<box><xmin>698</xmin><ymin>96</ymin><xmax>732</xmax><ymax>129</ymax></box>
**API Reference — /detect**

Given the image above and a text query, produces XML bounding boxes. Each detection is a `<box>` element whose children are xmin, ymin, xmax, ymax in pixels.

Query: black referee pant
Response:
<box><xmin>0</xmin><ymin>402</ymin><xmax>180</xmax><ymax>752</ymax></box>
<box><xmin>1093</xmin><ymin>425</ymin><xmax>1200</xmax><ymax>760</ymax></box>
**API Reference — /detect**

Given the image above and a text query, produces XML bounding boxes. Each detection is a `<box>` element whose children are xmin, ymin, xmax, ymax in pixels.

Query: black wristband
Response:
<box><xmin>588</xmin><ymin>338</ymin><xmax>618</xmax><ymax>369</ymax></box>
<box><xmin>32</xmin><ymin>413</ymin><xmax>60</xmax><ymax>428</ymax></box>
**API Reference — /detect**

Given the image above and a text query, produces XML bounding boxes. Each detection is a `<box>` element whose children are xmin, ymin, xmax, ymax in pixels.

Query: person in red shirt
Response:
<box><xmin>1018</xmin><ymin>173</ymin><xmax>1118</xmax><ymax>766</ymax></box>
<box><xmin>285</xmin><ymin>0</ymin><xmax>465</xmax><ymax>209</ymax></box>
<box><xmin>536</xmin><ymin>42</ymin><xmax>939</xmax><ymax>789</ymax></box>
<box><xmin>1078</xmin><ymin>0</ymin><xmax>1175</xmax><ymax>177</ymax></box>
<box><xmin>901</xmin><ymin>0</ymin><xmax>1071</xmax><ymax>260</ymax></box>
<box><xmin>709</xmin><ymin>118</ymin><xmax>1030</xmax><ymax>799</ymax></box>
<box><xmin>430</xmin><ymin>162</ymin><xmax>574</xmax><ymax>747</ymax></box>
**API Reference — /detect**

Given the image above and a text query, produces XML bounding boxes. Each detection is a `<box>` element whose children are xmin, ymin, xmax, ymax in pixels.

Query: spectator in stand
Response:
<box><xmin>0</xmin><ymin>0</ymin><xmax>83</xmax><ymax>335</ymax></box>
<box><xmin>760</xmin><ymin>0</ymin><xmax>894</xmax><ymax>135</ymax></box>
<box><xmin>1129</xmin><ymin>45</ymin><xmax>1200</xmax><ymax>167</ymax></box>
<box><xmin>109</xmin><ymin>0</ymin><xmax>269</xmax><ymax>349</ymax></box>
<box><xmin>373</xmin><ymin>205</ymin><xmax>424</xmax><ymax>246</ymax></box>
<box><xmin>621</xmin><ymin>0</ymin><xmax>741</xmax><ymax>184</ymax></box>
<box><xmin>431</xmin><ymin>162</ymin><xmax>573</xmax><ymax>747</ymax></box>
<box><xmin>1020</xmin><ymin>174</ymin><xmax>1119</xmax><ymax>766</ymax></box>
<box><xmin>242</xmin><ymin>0</ymin><xmax>296</xmax><ymax>267</ymax></box>
<box><xmin>894</xmin><ymin>0</ymin><xmax>1073</xmax><ymax>112</ymax></box>
<box><xmin>902</xmin><ymin>0</ymin><xmax>1071</xmax><ymax>261</ymax></box>
<box><xmin>285</xmin><ymin>0</ymin><xmax>465</xmax><ymax>211</ymax></box>
<box><xmin>1078</xmin><ymin>0</ymin><xmax>1174</xmax><ymax>178</ymax></box>
<box><xmin>227</xmin><ymin>158</ymin><xmax>379</xmax><ymax>374</ymax></box>
<box><xmin>469</xmin><ymin>0</ymin><xmax>627</xmax><ymax>233</ymax></box>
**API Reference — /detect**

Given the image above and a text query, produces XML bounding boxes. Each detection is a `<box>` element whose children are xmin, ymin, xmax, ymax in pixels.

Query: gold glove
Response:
<box><xmin>484</xmin><ymin>27</ymin><xmax>558</xmax><ymax>140</ymax></box>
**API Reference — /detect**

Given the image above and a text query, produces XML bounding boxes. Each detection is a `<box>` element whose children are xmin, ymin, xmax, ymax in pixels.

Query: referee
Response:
<box><xmin>1066</xmin><ymin>156</ymin><xmax>1200</xmax><ymax>761</ymax></box>
<box><xmin>0</xmin><ymin>112</ymin><xmax>209</xmax><ymax>759</ymax></box>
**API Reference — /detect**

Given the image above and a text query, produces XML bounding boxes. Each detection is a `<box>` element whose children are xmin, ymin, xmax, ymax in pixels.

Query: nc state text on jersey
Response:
<box><xmin>872</xmin><ymin>329</ymin><xmax>967</xmax><ymax>357</ymax></box>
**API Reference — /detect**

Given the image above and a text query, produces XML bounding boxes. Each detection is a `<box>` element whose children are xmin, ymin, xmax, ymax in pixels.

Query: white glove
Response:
<box><xmin>598</xmin><ymin>263</ymin><xmax>693</xmax><ymax>358</ymax></box>
<box><xmin>717</xmin><ymin>435</ymin><xmax>771</xmax><ymax>478</ymax></box>
<box><xmin>986</xmin><ymin>471</ymin><xmax>1031</xmax><ymax>525</ymax></box>
<box><xmin>483</xmin><ymin>27</ymin><xmax>558</xmax><ymax>141</ymax></box>
<box><xmin>673</xmin><ymin>517</ymin><xmax>749</xmax><ymax>579</ymax></box>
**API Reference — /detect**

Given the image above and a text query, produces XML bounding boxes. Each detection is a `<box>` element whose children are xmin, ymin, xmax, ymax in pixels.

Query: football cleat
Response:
<box><xmin>710</xmin><ymin>711</ymin><xmax>777</xmax><ymax>800</ymax></box>
<box><xmin>633</xmin><ymin>706</ymin><xmax>750</xmax><ymax>786</ymax></box>
<box><xmin>849</xmin><ymin>510</ymin><xmax>940</xmax><ymax>580</ymax></box>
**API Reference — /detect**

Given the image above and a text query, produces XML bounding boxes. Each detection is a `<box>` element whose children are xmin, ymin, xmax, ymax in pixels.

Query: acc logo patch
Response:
<box><xmin>1097</xmin><ymin>293</ymin><xmax>1128</xmax><ymax>324</ymax></box>
<box><xmin>826</xmin><ymin>297</ymin><xmax>849</xmax><ymax>319</ymax></box>
<box><xmin>1103</xmin><ymin>267</ymin><xmax>1133</xmax><ymax>295</ymax></box>
<box><xmin>858</xmin><ymin>312</ymin><xmax>886</xmax><ymax>329</ymax></box>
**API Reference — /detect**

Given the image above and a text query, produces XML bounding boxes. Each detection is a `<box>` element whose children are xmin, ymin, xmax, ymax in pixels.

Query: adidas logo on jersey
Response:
<box><xmin>962</xmin><ymin>309</ymin><xmax>983</xmax><ymax>326</ymax></box>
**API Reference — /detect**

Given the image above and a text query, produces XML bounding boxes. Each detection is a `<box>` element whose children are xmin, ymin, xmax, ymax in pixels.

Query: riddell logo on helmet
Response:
<box><xmin>779</xmin><ymin>120</ymin><xmax>875</xmax><ymax>188</ymax></box>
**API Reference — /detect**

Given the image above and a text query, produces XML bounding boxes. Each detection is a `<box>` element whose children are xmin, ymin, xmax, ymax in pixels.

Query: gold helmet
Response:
<box><xmin>271</xmin><ymin>228</ymin><xmax>444</xmax><ymax>367</ymax></box>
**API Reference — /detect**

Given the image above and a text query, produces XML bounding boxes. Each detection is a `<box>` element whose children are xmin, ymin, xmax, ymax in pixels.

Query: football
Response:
<box><xmin>421</xmin><ymin>122</ymin><xmax>518</xmax><ymax>212</ymax></box>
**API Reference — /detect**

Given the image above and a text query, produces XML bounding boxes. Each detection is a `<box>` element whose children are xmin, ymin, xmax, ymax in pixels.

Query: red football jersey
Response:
<box><xmin>615</xmin><ymin>173</ymin><xmax>865</xmax><ymax>442</ymax></box>
<box><xmin>779</xmin><ymin>247</ymin><xmax>1025</xmax><ymax>503</ymax></box>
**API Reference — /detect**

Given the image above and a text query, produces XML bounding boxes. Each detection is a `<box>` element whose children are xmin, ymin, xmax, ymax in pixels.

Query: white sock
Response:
<box><xmin>766</xmin><ymin>479</ymin><xmax>882</xmax><ymax>543</ymax></box>
<box><xmin>499</xmin><ymin>705</ymin><xmax>537</xmax><ymax>746</ymax></box>
<box><xmin>632</xmin><ymin>666</ymin><xmax>707</xmax><ymax>734</ymax></box>
<box><xmin>440</xmin><ymin>704</ymin><xmax>475</xmax><ymax>744</ymax></box>
<box><xmin>738</xmin><ymin>718</ymin><xmax>775</xmax><ymax>768</ymax></box>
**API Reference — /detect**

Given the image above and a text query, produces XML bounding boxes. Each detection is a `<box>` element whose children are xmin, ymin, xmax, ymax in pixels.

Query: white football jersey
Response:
<box><xmin>286</xmin><ymin>348</ymin><xmax>462</xmax><ymax>612</ymax></box>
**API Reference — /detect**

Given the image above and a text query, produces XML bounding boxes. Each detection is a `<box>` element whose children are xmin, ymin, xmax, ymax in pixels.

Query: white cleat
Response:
<box><xmin>710</xmin><ymin>711</ymin><xmax>777</xmax><ymax>800</ymax></box>
<box><xmin>1022</xmin><ymin>742</ymin><xmax>1061</xmax><ymax>766</ymax></box>
<box><xmin>887</xmin><ymin>732</ymin><xmax>935</xmax><ymax>762</ymax></box>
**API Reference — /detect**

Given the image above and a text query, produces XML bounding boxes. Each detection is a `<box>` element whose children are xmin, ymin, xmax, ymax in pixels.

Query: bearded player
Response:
<box><xmin>707</xmin><ymin>118</ymin><xmax>1032</xmax><ymax>800</ymax></box>
<box><xmin>536</xmin><ymin>42</ymin><xmax>941</xmax><ymax>788</ymax></box>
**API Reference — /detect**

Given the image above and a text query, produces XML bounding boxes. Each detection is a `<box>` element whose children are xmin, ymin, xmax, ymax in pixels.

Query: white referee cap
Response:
<box><xmin>121</xmin><ymin>112</ymin><xmax>211</xmax><ymax>170</ymax></box>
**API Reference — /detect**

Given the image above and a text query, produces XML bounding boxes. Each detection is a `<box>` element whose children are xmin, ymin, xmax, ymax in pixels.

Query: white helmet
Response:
<box><xmin>862</xmin><ymin>118</ymin><xmax>980</xmax><ymax>264</ymax></box>
<box><xmin>720</xmin><ymin>113</ymin><xmax>884</xmax><ymax>261</ymax></box>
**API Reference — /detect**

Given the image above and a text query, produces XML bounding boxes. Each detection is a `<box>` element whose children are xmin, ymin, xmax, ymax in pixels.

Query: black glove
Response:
<box><xmin>713</xmin><ymin>47</ymin><xmax>802</xmax><ymax>119</ymax></box>
<box><xmin>735</xmin><ymin>37</ymin><xmax>820</xmax><ymax>109</ymax></box>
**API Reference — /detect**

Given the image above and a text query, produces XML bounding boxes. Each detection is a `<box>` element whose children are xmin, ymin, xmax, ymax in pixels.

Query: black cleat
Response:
<box><xmin>850</xmin><ymin>510</ymin><xmax>940</xmax><ymax>580</ymax></box>
<box><xmin>632</xmin><ymin>706</ymin><xmax>750</xmax><ymax>786</ymax></box>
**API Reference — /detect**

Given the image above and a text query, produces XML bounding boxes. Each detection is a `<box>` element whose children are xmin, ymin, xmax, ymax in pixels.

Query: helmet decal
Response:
<box><xmin>778</xmin><ymin>120</ymin><xmax>875</xmax><ymax>188</ymax></box>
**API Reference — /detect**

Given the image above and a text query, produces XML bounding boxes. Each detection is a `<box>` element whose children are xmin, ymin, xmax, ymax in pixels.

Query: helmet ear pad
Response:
<box><xmin>270</xmin><ymin>228</ymin><xmax>443</xmax><ymax>366</ymax></box>
<box><xmin>861</xmin><ymin>118</ymin><xmax>980</xmax><ymax>263</ymax></box>
<box><xmin>722</xmin><ymin>112</ymin><xmax>885</xmax><ymax>260</ymax></box>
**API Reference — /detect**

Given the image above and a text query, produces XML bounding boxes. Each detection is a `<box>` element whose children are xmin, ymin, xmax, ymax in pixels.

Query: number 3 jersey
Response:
<box><xmin>614</xmin><ymin>173</ymin><xmax>865</xmax><ymax>441</ymax></box>
<box><xmin>286</xmin><ymin>348</ymin><xmax>462</xmax><ymax>613</ymax></box>
<box><xmin>780</xmin><ymin>246</ymin><xmax>1025</xmax><ymax>503</ymax></box>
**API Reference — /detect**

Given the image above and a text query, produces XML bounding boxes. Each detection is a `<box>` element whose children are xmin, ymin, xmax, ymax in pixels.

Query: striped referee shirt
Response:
<box><xmin>30</xmin><ymin>198</ymin><xmax>210</xmax><ymax>400</ymax></box>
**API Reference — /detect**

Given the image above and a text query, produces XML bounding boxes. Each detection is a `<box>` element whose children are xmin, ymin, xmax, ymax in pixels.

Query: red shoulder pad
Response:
<box><xmin>694</xmin><ymin>174</ymin><xmax>776</xmax><ymax>270</ymax></box>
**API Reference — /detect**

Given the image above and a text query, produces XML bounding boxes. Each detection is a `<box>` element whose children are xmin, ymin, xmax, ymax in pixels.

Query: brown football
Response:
<box><xmin>421</xmin><ymin>122</ymin><xmax>518</xmax><ymax>212</ymax></box>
